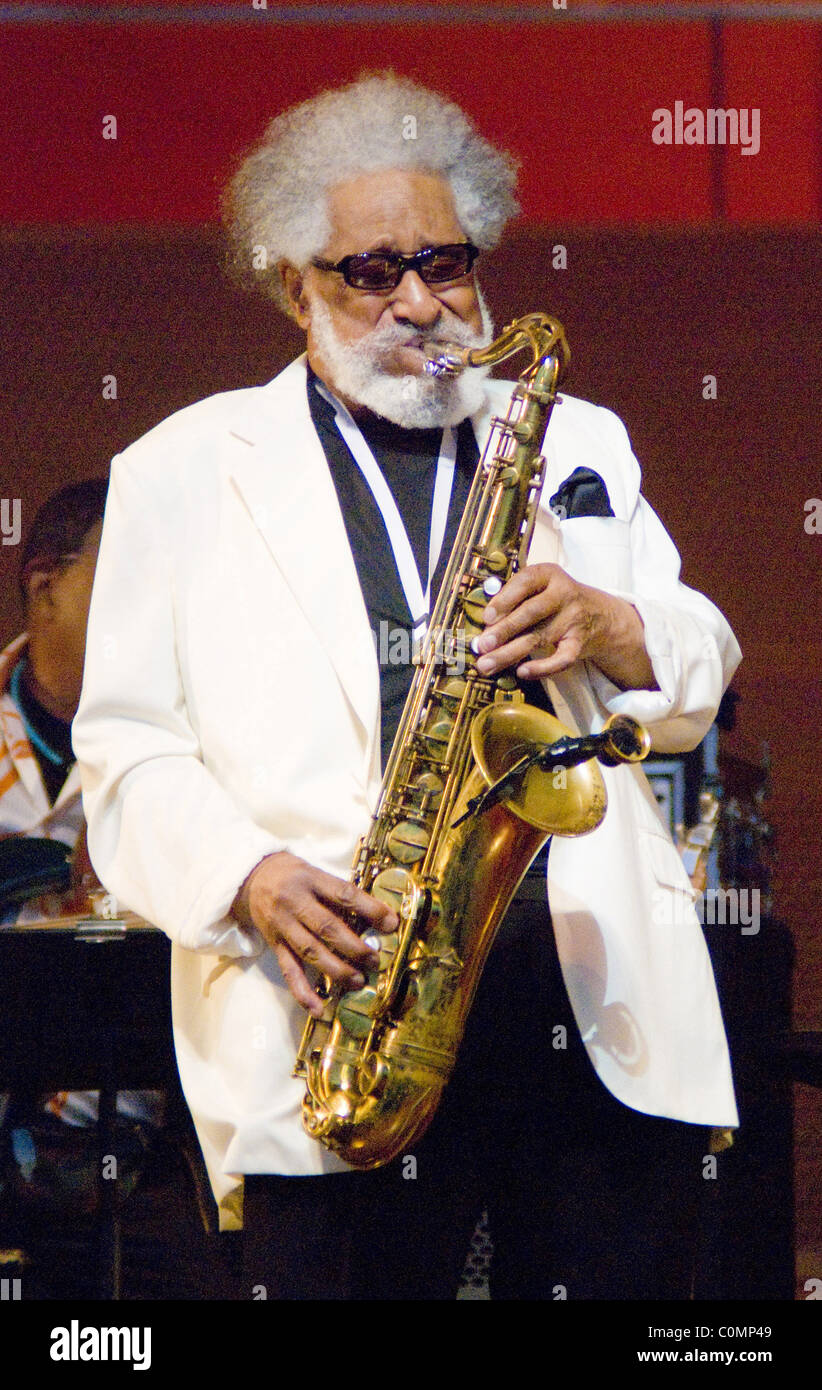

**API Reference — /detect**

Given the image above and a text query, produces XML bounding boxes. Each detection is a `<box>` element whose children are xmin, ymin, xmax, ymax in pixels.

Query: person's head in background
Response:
<box><xmin>18</xmin><ymin>479</ymin><xmax>108</xmax><ymax>723</ymax></box>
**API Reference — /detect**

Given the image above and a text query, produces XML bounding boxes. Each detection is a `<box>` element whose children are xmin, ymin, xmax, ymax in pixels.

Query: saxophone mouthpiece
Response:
<box><xmin>422</xmin><ymin>342</ymin><xmax>471</xmax><ymax>378</ymax></box>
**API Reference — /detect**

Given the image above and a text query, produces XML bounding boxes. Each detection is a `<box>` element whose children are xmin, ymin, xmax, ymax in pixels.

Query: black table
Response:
<box><xmin>0</xmin><ymin>914</ymin><xmax>175</xmax><ymax>1298</ymax></box>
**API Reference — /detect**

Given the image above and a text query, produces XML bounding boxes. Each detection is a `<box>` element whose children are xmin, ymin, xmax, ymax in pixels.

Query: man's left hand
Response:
<box><xmin>474</xmin><ymin>562</ymin><xmax>658</xmax><ymax>693</ymax></box>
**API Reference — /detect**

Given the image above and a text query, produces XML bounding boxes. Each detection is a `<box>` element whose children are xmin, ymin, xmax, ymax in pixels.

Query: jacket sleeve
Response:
<box><xmin>73</xmin><ymin>451</ymin><xmax>283</xmax><ymax>954</ymax></box>
<box><xmin>557</xmin><ymin>404</ymin><xmax>742</xmax><ymax>754</ymax></box>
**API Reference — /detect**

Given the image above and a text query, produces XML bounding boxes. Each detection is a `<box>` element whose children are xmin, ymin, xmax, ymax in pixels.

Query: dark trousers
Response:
<box><xmin>243</xmin><ymin>900</ymin><xmax>709</xmax><ymax>1300</ymax></box>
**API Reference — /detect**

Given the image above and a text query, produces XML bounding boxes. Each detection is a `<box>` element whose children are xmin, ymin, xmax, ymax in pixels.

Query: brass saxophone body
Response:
<box><xmin>294</xmin><ymin>313</ymin><xmax>649</xmax><ymax>1167</ymax></box>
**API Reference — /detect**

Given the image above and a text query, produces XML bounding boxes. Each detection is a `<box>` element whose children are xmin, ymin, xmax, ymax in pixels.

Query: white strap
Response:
<box><xmin>315</xmin><ymin>382</ymin><xmax>456</xmax><ymax>636</ymax></box>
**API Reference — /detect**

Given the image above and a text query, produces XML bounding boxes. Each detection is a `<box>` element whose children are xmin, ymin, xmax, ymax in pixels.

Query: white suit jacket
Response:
<box><xmin>74</xmin><ymin>356</ymin><xmax>741</xmax><ymax>1227</ymax></box>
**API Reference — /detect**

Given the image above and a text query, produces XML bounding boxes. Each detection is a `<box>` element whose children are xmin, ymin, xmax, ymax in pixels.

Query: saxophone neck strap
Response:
<box><xmin>314</xmin><ymin>380</ymin><xmax>457</xmax><ymax>638</ymax></box>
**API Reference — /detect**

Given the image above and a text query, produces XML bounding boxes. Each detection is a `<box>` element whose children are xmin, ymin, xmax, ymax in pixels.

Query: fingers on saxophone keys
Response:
<box><xmin>295</xmin><ymin>895</ymin><xmax>382</xmax><ymax>972</ymax></box>
<box><xmin>476</xmin><ymin>600</ymin><xmax>550</xmax><ymax>672</ymax></box>
<box><xmin>273</xmin><ymin>940</ymin><xmax>328</xmax><ymax>1018</ymax></box>
<box><xmin>272</xmin><ymin>917</ymin><xmax>368</xmax><ymax>1017</ymax></box>
<box><xmin>314</xmin><ymin>871</ymin><xmax>399</xmax><ymax>937</ymax></box>
<box><xmin>476</xmin><ymin>634</ymin><xmax>535</xmax><ymax>675</ymax></box>
<box><xmin>329</xmin><ymin>876</ymin><xmax>400</xmax><ymax>934</ymax></box>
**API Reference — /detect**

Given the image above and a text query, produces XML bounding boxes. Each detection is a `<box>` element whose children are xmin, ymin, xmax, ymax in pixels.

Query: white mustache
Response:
<box><xmin>365</xmin><ymin>315</ymin><xmax>487</xmax><ymax>360</ymax></box>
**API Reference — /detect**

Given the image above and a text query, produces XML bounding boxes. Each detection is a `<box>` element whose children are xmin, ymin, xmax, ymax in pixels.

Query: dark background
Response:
<box><xmin>1</xmin><ymin>1</ymin><xmax>820</xmax><ymax>1296</ymax></box>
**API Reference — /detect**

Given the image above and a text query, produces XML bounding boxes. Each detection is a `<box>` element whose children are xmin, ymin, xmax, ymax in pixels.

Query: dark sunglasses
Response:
<box><xmin>310</xmin><ymin>241</ymin><xmax>479</xmax><ymax>292</ymax></box>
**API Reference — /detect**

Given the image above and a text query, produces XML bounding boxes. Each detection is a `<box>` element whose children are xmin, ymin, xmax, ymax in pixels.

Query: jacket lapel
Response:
<box><xmin>225</xmin><ymin>357</ymin><xmax>380</xmax><ymax>752</ymax></box>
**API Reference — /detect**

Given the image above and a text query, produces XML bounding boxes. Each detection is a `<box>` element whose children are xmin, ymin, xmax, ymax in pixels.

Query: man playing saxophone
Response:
<box><xmin>74</xmin><ymin>73</ymin><xmax>741</xmax><ymax>1300</ymax></box>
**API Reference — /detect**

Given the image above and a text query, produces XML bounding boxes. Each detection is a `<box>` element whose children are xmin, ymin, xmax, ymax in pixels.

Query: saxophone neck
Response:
<box><xmin>422</xmin><ymin>313</ymin><xmax>570</xmax><ymax>383</ymax></box>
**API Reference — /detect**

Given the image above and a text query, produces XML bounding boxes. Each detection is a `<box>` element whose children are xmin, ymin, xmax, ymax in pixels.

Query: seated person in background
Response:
<box><xmin>0</xmin><ymin>480</ymin><xmax>106</xmax><ymax>892</ymax></box>
<box><xmin>0</xmin><ymin>479</ymin><xmax>162</xmax><ymax>1184</ymax></box>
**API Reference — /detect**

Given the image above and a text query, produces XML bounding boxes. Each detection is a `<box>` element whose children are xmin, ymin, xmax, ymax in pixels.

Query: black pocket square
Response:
<box><xmin>549</xmin><ymin>467</ymin><xmax>615</xmax><ymax>519</ymax></box>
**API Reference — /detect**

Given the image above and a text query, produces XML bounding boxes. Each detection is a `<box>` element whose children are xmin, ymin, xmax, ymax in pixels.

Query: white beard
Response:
<box><xmin>307</xmin><ymin>286</ymin><xmax>496</xmax><ymax>429</ymax></box>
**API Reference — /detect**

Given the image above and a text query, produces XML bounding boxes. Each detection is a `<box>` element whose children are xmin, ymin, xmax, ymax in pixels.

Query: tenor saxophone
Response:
<box><xmin>294</xmin><ymin>313</ymin><xmax>649</xmax><ymax>1167</ymax></box>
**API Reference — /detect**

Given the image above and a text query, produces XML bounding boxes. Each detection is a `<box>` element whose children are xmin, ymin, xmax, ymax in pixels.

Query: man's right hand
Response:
<box><xmin>232</xmin><ymin>851</ymin><xmax>398</xmax><ymax>1017</ymax></box>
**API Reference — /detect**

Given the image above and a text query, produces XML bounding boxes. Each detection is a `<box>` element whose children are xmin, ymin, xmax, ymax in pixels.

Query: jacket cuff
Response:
<box><xmin>585</xmin><ymin>593</ymin><xmax>679</xmax><ymax>713</ymax></box>
<box><xmin>180</xmin><ymin>831</ymin><xmax>285</xmax><ymax>957</ymax></box>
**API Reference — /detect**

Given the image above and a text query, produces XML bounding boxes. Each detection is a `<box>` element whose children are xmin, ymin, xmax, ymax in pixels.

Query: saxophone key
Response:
<box><xmin>438</xmin><ymin>676</ymin><xmax>467</xmax><ymax>703</ymax></box>
<box><xmin>463</xmin><ymin>585</ymin><xmax>493</xmax><ymax>625</ymax></box>
<box><xmin>362</xmin><ymin>928</ymin><xmax>399</xmax><ymax>971</ymax></box>
<box><xmin>385</xmin><ymin>820</ymin><xmax>430</xmax><ymax>864</ymax></box>
<box><xmin>370</xmin><ymin>865</ymin><xmax>412</xmax><ymax>912</ymax></box>
<box><xmin>419</xmin><ymin>713</ymin><xmax>454</xmax><ymax>756</ymax></box>
<box><xmin>414</xmin><ymin>770</ymin><xmax>445</xmax><ymax>810</ymax></box>
<box><xmin>484</xmin><ymin>550</ymin><xmax>509</xmax><ymax>573</ymax></box>
<box><xmin>337</xmin><ymin>984</ymin><xmax>380</xmax><ymax>1039</ymax></box>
